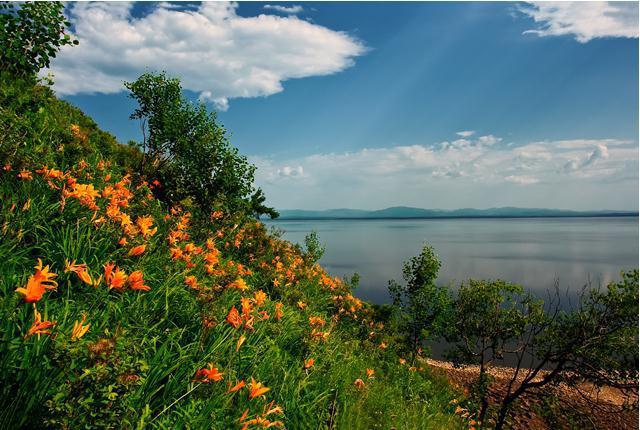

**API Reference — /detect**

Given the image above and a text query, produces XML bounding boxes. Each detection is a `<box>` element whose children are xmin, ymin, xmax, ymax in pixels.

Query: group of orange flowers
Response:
<box><xmin>8</xmin><ymin>142</ymin><xmax>443</xmax><ymax>429</ymax></box>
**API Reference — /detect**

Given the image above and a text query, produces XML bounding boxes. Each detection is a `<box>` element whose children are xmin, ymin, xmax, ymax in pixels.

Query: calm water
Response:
<box><xmin>264</xmin><ymin>217</ymin><xmax>639</xmax><ymax>304</ymax></box>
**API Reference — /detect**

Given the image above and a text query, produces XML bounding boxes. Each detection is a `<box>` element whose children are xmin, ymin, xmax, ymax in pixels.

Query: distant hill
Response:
<box><xmin>270</xmin><ymin>206</ymin><xmax>638</xmax><ymax>220</ymax></box>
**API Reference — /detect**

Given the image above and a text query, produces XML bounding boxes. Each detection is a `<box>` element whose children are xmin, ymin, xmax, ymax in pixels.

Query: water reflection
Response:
<box><xmin>265</xmin><ymin>217</ymin><xmax>638</xmax><ymax>304</ymax></box>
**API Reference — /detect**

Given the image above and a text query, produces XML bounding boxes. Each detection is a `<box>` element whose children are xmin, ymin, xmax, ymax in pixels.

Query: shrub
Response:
<box><xmin>388</xmin><ymin>244</ymin><xmax>451</xmax><ymax>363</ymax></box>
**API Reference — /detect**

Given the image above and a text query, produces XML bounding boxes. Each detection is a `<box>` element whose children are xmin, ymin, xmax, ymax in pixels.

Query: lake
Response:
<box><xmin>264</xmin><ymin>217</ymin><xmax>639</xmax><ymax>304</ymax></box>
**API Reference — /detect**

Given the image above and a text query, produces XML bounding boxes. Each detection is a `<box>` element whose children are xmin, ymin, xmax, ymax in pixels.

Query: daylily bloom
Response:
<box><xmin>127</xmin><ymin>244</ymin><xmax>146</xmax><ymax>257</ymax></box>
<box><xmin>193</xmin><ymin>363</ymin><xmax>224</xmax><ymax>383</ymax></box>
<box><xmin>308</xmin><ymin>316</ymin><xmax>326</xmax><ymax>327</ymax></box>
<box><xmin>71</xmin><ymin>314</ymin><xmax>90</xmax><ymax>340</ymax></box>
<box><xmin>304</xmin><ymin>358</ymin><xmax>314</xmax><ymax>369</ymax></box>
<box><xmin>274</xmin><ymin>303</ymin><xmax>284</xmax><ymax>321</ymax></box>
<box><xmin>253</xmin><ymin>290</ymin><xmax>267</xmax><ymax>306</ymax></box>
<box><xmin>25</xmin><ymin>308</ymin><xmax>56</xmax><ymax>338</ymax></box>
<box><xmin>203</xmin><ymin>251</ymin><xmax>219</xmax><ymax>265</ymax></box>
<box><xmin>378</xmin><ymin>342</ymin><xmax>388</xmax><ymax>349</ymax></box>
<box><xmin>227</xmin><ymin>380</ymin><xmax>246</xmax><ymax>393</ymax></box>
<box><xmin>236</xmin><ymin>334</ymin><xmax>246</xmax><ymax>351</ymax></box>
<box><xmin>104</xmin><ymin>263</ymin><xmax>127</xmax><ymax>290</ymax></box>
<box><xmin>118</xmin><ymin>237</ymin><xmax>128</xmax><ymax>246</ymax></box>
<box><xmin>17</xmin><ymin>169</ymin><xmax>33</xmax><ymax>180</ymax></box>
<box><xmin>241</xmin><ymin>297</ymin><xmax>253</xmax><ymax>319</ymax></box>
<box><xmin>128</xmin><ymin>270</ymin><xmax>150</xmax><ymax>291</ymax></box>
<box><xmin>136</xmin><ymin>215</ymin><xmax>157</xmax><ymax>238</ymax></box>
<box><xmin>184</xmin><ymin>275</ymin><xmax>199</xmax><ymax>289</ymax></box>
<box><xmin>353</xmin><ymin>378</ymin><xmax>365</xmax><ymax>389</ymax></box>
<box><xmin>226</xmin><ymin>306</ymin><xmax>243</xmax><ymax>329</ymax></box>
<box><xmin>297</xmin><ymin>301</ymin><xmax>307</xmax><ymax>310</ymax></box>
<box><xmin>264</xmin><ymin>402</ymin><xmax>284</xmax><ymax>417</ymax></box>
<box><xmin>16</xmin><ymin>259</ymin><xmax>58</xmax><ymax>302</ymax></box>
<box><xmin>228</xmin><ymin>278</ymin><xmax>248</xmax><ymax>291</ymax></box>
<box><xmin>366</xmin><ymin>368</ymin><xmax>375</xmax><ymax>379</ymax></box>
<box><xmin>248</xmin><ymin>377</ymin><xmax>270</xmax><ymax>399</ymax></box>
<box><xmin>64</xmin><ymin>260</ymin><xmax>93</xmax><ymax>285</ymax></box>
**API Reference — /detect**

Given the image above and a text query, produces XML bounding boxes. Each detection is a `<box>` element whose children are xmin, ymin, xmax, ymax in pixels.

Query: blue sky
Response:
<box><xmin>50</xmin><ymin>2</ymin><xmax>639</xmax><ymax>210</ymax></box>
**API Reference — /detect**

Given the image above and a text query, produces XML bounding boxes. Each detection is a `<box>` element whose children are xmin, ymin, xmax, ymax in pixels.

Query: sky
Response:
<box><xmin>48</xmin><ymin>1</ymin><xmax>639</xmax><ymax>211</ymax></box>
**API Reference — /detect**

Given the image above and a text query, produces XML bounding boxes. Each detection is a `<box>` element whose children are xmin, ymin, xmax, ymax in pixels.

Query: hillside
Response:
<box><xmin>0</xmin><ymin>77</ymin><xmax>467</xmax><ymax>429</ymax></box>
<box><xmin>274</xmin><ymin>206</ymin><xmax>638</xmax><ymax>220</ymax></box>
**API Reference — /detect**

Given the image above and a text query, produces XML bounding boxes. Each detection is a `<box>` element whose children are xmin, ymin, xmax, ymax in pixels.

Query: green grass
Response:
<box><xmin>0</xmin><ymin>77</ymin><xmax>467</xmax><ymax>429</ymax></box>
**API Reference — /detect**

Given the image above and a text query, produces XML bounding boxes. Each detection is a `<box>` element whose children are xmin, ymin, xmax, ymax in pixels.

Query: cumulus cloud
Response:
<box><xmin>504</xmin><ymin>175</ymin><xmax>540</xmax><ymax>185</ymax></box>
<box><xmin>456</xmin><ymin>130</ymin><xmax>475</xmax><ymax>138</ymax></box>
<box><xmin>263</xmin><ymin>4</ymin><xmax>304</xmax><ymax>14</ymax></box>
<box><xmin>252</xmin><ymin>134</ymin><xmax>638</xmax><ymax>210</ymax></box>
<box><xmin>519</xmin><ymin>2</ymin><xmax>639</xmax><ymax>43</ymax></box>
<box><xmin>46</xmin><ymin>2</ymin><xmax>365</xmax><ymax>110</ymax></box>
<box><xmin>277</xmin><ymin>165</ymin><xmax>304</xmax><ymax>178</ymax></box>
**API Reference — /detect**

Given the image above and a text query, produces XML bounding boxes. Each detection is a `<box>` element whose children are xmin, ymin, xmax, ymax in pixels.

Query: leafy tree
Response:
<box><xmin>0</xmin><ymin>1</ymin><xmax>78</xmax><ymax>79</ymax></box>
<box><xmin>388</xmin><ymin>244</ymin><xmax>451</xmax><ymax>363</ymax></box>
<box><xmin>125</xmin><ymin>72</ymin><xmax>277</xmax><ymax>218</ymax></box>
<box><xmin>445</xmin><ymin>272</ymin><xmax>639</xmax><ymax>429</ymax></box>
<box><xmin>445</xmin><ymin>280</ymin><xmax>545</xmax><ymax>427</ymax></box>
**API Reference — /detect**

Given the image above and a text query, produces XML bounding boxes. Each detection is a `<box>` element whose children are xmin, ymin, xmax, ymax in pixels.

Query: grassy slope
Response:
<box><xmin>0</xmin><ymin>80</ymin><xmax>467</xmax><ymax>429</ymax></box>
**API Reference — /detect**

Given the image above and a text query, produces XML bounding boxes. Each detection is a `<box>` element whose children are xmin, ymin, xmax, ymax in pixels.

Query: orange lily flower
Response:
<box><xmin>366</xmin><ymin>368</ymin><xmax>375</xmax><ymax>379</ymax></box>
<box><xmin>127</xmin><ymin>244</ymin><xmax>146</xmax><ymax>257</ymax></box>
<box><xmin>304</xmin><ymin>358</ymin><xmax>314</xmax><ymax>369</ymax></box>
<box><xmin>17</xmin><ymin>169</ymin><xmax>33</xmax><ymax>180</ymax></box>
<box><xmin>184</xmin><ymin>275</ymin><xmax>198</xmax><ymax>289</ymax></box>
<box><xmin>71</xmin><ymin>314</ymin><xmax>90</xmax><ymax>340</ymax></box>
<box><xmin>378</xmin><ymin>342</ymin><xmax>388</xmax><ymax>349</ymax></box>
<box><xmin>228</xmin><ymin>278</ymin><xmax>248</xmax><ymax>291</ymax></box>
<box><xmin>16</xmin><ymin>259</ymin><xmax>58</xmax><ymax>303</ymax></box>
<box><xmin>297</xmin><ymin>301</ymin><xmax>307</xmax><ymax>310</ymax></box>
<box><xmin>308</xmin><ymin>316</ymin><xmax>325</xmax><ymax>327</ymax></box>
<box><xmin>203</xmin><ymin>251</ymin><xmax>219</xmax><ymax>265</ymax></box>
<box><xmin>248</xmin><ymin>377</ymin><xmax>270</xmax><ymax>399</ymax></box>
<box><xmin>64</xmin><ymin>259</ymin><xmax>93</xmax><ymax>285</ymax></box>
<box><xmin>253</xmin><ymin>290</ymin><xmax>267</xmax><ymax>306</ymax></box>
<box><xmin>136</xmin><ymin>215</ymin><xmax>157</xmax><ymax>238</ymax></box>
<box><xmin>274</xmin><ymin>302</ymin><xmax>284</xmax><ymax>321</ymax></box>
<box><xmin>128</xmin><ymin>270</ymin><xmax>150</xmax><ymax>291</ymax></box>
<box><xmin>25</xmin><ymin>308</ymin><xmax>56</xmax><ymax>338</ymax></box>
<box><xmin>227</xmin><ymin>380</ymin><xmax>246</xmax><ymax>393</ymax></box>
<box><xmin>354</xmin><ymin>378</ymin><xmax>365</xmax><ymax>389</ymax></box>
<box><xmin>193</xmin><ymin>363</ymin><xmax>224</xmax><ymax>383</ymax></box>
<box><xmin>104</xmin><ymin>262</ymin><xmax>127</xmax><ymax>290</ymax></box>
<box><xmin>226</xmin><ymin>306</ymin><xmax>242</xmax><ymax>329</ymax></box>
<box><xmin>241</xmin><ymin>297</ymin><xmax>253</xmax><ymax>319</ymax></box>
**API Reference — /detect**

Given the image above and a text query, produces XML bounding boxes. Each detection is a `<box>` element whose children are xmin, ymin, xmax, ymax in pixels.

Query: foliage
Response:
<box><xmin>0</xmin><ymin>1</ymin><xmax>78</xmax><ymax>79</ymax></box>
<box><xmin>303</xmin><ymin>230</ymin><xmax>325</xmax><ymax>264</ymax></box>
<box><xmin>444</xmin><ymin>275</ymin><xmax>639</xmax><ymax>429</ymax></box>
<box><xmin>125</xmin><ymin>72</ymin><xmax>277</xmax><ymax>219</ymax></box>
<box><xmin>0</xmin><ymin>73</ymin><xmax>141</xmax><ymax>171</ymax></box>
<box><xmin>444</xmin><ymin>280</ymin><xmax>545</xmax><ymax>426</ymax></box>
<box><xmin>388</xmin><ymin>244</ymin><xmax>451</xmax><ymax>362</ymax></box>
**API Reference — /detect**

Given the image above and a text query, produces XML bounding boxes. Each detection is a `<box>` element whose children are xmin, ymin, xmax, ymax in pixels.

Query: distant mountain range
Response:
<box><xmin>269</xmin><ymin>206</ymin><xmax>639</xmax><ymax>220</ymax></box>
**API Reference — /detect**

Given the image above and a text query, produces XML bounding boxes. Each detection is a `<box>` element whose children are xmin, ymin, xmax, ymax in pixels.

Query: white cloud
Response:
<box><xmin>504</xmin><ymin>175</ymin><xmax>540</xmax><ymax>185</ymax></box>
<box><xmin>46</xmin><ymin>2</ymin><xmax>365</xmax><ymax>110</ymax></box>
<box><xmin>277</xmin><ymin>165</ymin><xmax>304</xmax><ymax>178</ymax></box>
<box><xmin>456</xmin><ymin>130</ymin><xmax>475</xmax><ymax>138</ymax></box>
<box><xmin>263</xmin><ymin>4</ymin><xmax>304</xmax><ymax>15</ymax></box>
<box><xmin>252</xmin><ymin>134</ymin><xmax>638</xmax><ymax>210</ymax></box>
<box><xmin>520</xmin><ymin>2</ymin><xmax>639</xmax><ymax>43</ymax></box>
